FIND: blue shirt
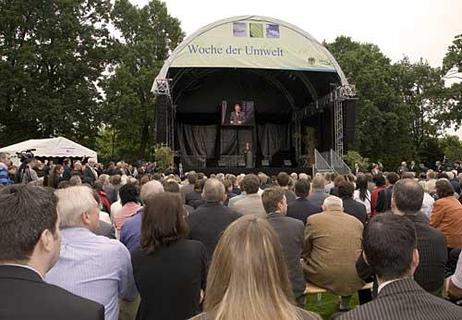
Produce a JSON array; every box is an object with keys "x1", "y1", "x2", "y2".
[
  {"x1": 0, "y1": 163, "x2": 11, "y2": 185},
  {"x1": 45, "y1": 228, "x2": 137, "y2": 320},
  {"x1": 120, "y1": 211, "x2": 142, "y2": 253}
]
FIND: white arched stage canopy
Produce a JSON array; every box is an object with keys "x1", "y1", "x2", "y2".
[{"x1": 152, "y1": 15, "x2": 356, "y2": 170}]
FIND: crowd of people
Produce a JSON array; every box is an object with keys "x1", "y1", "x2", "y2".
[{"x1": 1, "y1": 152, "x2": 462, "y2": 319}]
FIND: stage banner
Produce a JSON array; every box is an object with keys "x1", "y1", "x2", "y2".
[{"x1": 169, "y1": 18, "x2": 336, "y2": 72}]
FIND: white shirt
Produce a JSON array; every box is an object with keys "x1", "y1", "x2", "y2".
[
  {"x1": 421, "y1": 192, "x2": 435, "y2": 219},
  {"x1": 378, "y1": 279, "x2": 400, "y2": 293},
  {"x1": 353, "y1": 189, "x2": 371, "y2": 214}
]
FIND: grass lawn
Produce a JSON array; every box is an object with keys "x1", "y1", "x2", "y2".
[{"x1": 305, "y1": 293, "x2": 359, "y2": 320}]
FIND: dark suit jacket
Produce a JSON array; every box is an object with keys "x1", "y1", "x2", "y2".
[
  {"x1": 287, "y1": 197, "x2": 322, "y2": 225},
  {"x1": 83, "y1": 166, "x2": 97, "y2": 185},
  {"x1": 188, "y1": 202, "x2": 241, "y2": 262},
  {"x1": 356, "y1": 212, "x2": 448, "y2": 296},
  {"x1": 267, "y1": 213, "x2": 306, "y2": 298},
  {"x1": 338, "y1": 278, "x2": 462, "y2": 320},
  {"x1": 0, "y1": 265, "x2": 104, "y2": 320},
  {"x1": 94, "y1": 220, "x2": 116, "y2": 239},
  {"x1": 342, "y1": 198, "x2": 368, "y2": 225}
]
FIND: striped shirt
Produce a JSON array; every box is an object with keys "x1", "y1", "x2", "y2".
[{"x1": 45, "y1": 228, "x2": 137, "y2": 320}]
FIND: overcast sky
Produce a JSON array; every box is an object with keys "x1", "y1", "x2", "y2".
[{"x1": 130, "y1": 0, "x2": 462, "y2": 67}]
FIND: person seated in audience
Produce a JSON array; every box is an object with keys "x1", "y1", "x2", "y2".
[
  {"x1": 189, "y1": 179, "x2": 241, "y2": 262},
  {"x1": 418, "y1": 180, "x2": 435, "y2": 219},
  {"x1": 338, "y1": 214, "x2": 462, "y2": 320},
  {"x1": 338, "y1": 181, "x2": 368, "y2": 225},
  {"x1": 277, "y1": 172, "x2": 297, "y2": 203},
  {"x1": 120, "y1": 180, "x2": 164, "y2": 253},
  {"x1": 94, "y1": 180, "x2": 112, "y2": 214},
  {"x1": 287, "y1": 179, "x2": 321, "y2": 225},
  {"x1": 45, "y1": 185, "x2": 137, "y2": 320},
  {"x1": 229, "y1": 174, "x2": 266, "y2": 217},
  {"x1": 132, "y1": 192, "x2": 207, "y2": 320},
  {"x1": 328, "y1": 175, "x2": 345, "y2": 197},
  {"x1": 353, "y1": 174, "x2": 371, "y2": 215},
  {"x1": 370, "y1": 174, "x2": 386, "y2": 216},
  {"x1": 357, "y1": 179, "x2": 447, "y2": 297},
  {"x1": 189, "y1": 215, "x2": 321, "y2": 320},
  {"x1": 181, "y1": 171, "x2": 198, "y2": 203},
  {"x1": 0, "y1": 185, "x2": 104, "y2": 319},
  {"x1": 91, "y1": 190, "x2": 116, "y2": 239},
  {"x1": 426, "y1": 170, "x2": 438, "y2": 196},
  {"x1": 430, "y1": 179, "x2": 462, "y2": 251},
  {"x1": 262, "y1": 187, "x2": 306, "y2": 306},
  {"x1": 376, "y1": 172, "x2": 399, "y2": 213},
  {"x1": 307, "y1": 174, "x2": 329, "y2": 207},
  {"x1": 185, "y1": 179, "x2": 205, "y2": 209},
  {"x1": 112, "y1": 183, "x2": 142, "y2": 238},
  {"x1": 302, "y1": 196, "x2": 364, "y2": 310}
]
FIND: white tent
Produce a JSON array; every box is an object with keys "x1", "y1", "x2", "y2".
[{"x1": 0, "y1": 137, "x2": 97, "y2": 165}]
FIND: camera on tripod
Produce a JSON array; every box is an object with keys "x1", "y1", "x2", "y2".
[{"x1": 16, "y1": 149, "x2": 36, "y2": 163}]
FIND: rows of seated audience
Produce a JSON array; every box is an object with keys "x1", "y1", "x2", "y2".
[{"x1": 1, "y1": 154, "x2": 462, "y2": 319}]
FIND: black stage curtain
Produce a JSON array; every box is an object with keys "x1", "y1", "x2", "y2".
[
  {"x1": 178, "y1": 124, "x2": 217, "y2": 166},
  {"x1": 257, "y1": 123, "x2": 291, "y2": 158},
  {"x1": 220, "y1": 127, "x2": 254, "y2": 155}
]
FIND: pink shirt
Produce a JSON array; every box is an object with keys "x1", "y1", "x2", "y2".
[{"x1": 113, "y1": 202, "x2": 142, "y2": 232}]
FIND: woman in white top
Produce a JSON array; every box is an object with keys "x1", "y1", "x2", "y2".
[{"x1": 353, "y1": 174, "x2": 371, "y2": 215}]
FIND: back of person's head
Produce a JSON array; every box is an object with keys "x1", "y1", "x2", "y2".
[
  {"x1": 435, "y1": 179, "x2": 454, "y2": 199},
  {"x1": 364, "y1": 214, "x2": 417, "y2": 281},
  {"x1": 294, "y1": 179, "x2": 310, "y2": 198},
  {"x1": 333, "y1": 175, "x2": 346, "y2": 187},
  {"x1": 312, "y1": 174, "x2": 326, "y2": 191},
  {"x1": 57, "y1": 180, "x2": 70, "y2": 189},
  {"x1": 241, "y1": 174, "x2": 260, "y2": 194},
  {"x1": 276, "y1": 172, "x2": 290, "y2": 187},
  {"x1": 386, "y1": 172, "x2": 400, "y2": 185},
  {"x1": 140, "y1": 180, "x2": 164, "y2": 203},
  {"x1": 98, "y1": 174, "x2": 110, "y2": 185},
  {"x1": 187, "y1": 172, "x2": 198, "y2": 185},
  {"x1": 322, "y1": 196, "x2": 343, "y2": 211},
  {"x1": 401, "y1": 172, "x2": 415, "y2": 179},
  {"x1": 337, "y1": 181, "x2": 355, "y2": 199},
  {"x1": 261, "y1": 187, "x2": 285, "y2": 214},
  {"x1": 446, "y1": 171, "x2": 455, "y2": 180},
  {"x1": 427, "y1": 170, "x2": 437, "y2": 180},
  {"x1": 69, "y1": 175, "x2": 82, "y2": 186},
  {"x1": 204, "y1": 215, "x2": 299, "y2": 320},
  {"x1": 55, "y1": 185, "x2": 98, "y2": 229},
  {"x1": 392, "y1": 179, "x2": 424, "y2": 215},
  {"x1": 298, "y1": 173, "x2": 310, "y2": 181},
  {"x1": 202, "y1": 178, "x2": 226, "y2": 202},
  {"x1": 140, "y1": 192, "x2": 188, "y2": 254},
  {"x1": 373, "y1": 174, "x2": 386, "y2": 187},
  {"x1": 93, "y1": 181, "x2": 104, "y2": 192},
  {"x1": 356, "y1": 174, "x2": 368, "y2": 190},
  {"x1": 163, "y1": 179, "x2": 180, "y2": 193},
  {"x1": 119, "y1": 183, "x2": 139, "y2": 206},
  {"x1": 194, "y1": 179, "x2": 205, "y2": 193},
  {"x1": 110, "y1": 174, "x2": 122, "y2": 185},
  {"x1": 258, "y1": 172, "x2": 269, "y2": 186},
  {"x1": 0, "y1": 185, "x2": 59, "y2": 269}
]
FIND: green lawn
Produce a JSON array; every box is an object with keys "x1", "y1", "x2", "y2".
[{"x1": 305, "y1": 293, "x2": 359, "y2": 320}]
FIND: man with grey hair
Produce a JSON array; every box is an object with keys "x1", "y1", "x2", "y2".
[
  {"x1": 189, "y1": 178, "x2": 241, "y2": 262},
  {"x1": 45, "y1": 185, "x2": 137, "y2": 320},
  {"x1": 302, "y1": 195, "x2": 364, "y2": 310},
  {"x1": 83, "y1": 158, "x2": 98, "y2": 185},
  {"x1": 120, "y1": 180, "x2": 164, "y2": 252},
  {"x1": 308, "y1": 174, "x2": 329, "y2": 207}
]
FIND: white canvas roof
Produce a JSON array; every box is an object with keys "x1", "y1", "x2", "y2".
[{"x1": 0, "y1": 137, "x2": 97, "y2": 161}]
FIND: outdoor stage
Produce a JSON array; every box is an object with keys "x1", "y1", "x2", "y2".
[{"x1": 152, "y1": 16, "x2": 356, "y2": 172}]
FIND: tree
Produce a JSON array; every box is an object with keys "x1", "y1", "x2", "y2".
[
  {"x1": 101, "y1": 0, "x2": 184, "y2": 160},
  {"x1": 0, "y1": 0, "x2": 112, "y2": 147},
  {"x1": 441, "y1": 34, "x2": 462, "y2": 127},
  {"x1": 439, "y1": 135, "x2": 462, "y2": 161}
]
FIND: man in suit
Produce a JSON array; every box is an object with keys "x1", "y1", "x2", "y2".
[
  {"x1": 83, "y1": 157, "x2": 98, "y2": 185},
  {"x1": 338, "y1": 180, "x2": 368, "y2": 225},
  {"x1": 229, "y1": 174, "x2": 266, "y2": 217},
  {"x1": 287, "y1": 178, "x2": 322, "y2": 224},
  {"x1": 339, "y1": 214, "x2": 462, "y2": 320},
  {"x1": 307, "y1": 174, "x2": 329, "y2": 207},
  {"x1": 356, "y1": 179, "x2": 447, "y2": 298},
  {"x1": 229, "y1": 103, "x2": 246, "y2": 125},
  {"x1": 189, "y1": 178, "x2": 242, "y2": 262},
  {"x1": 303, "y1": 196, "x2": 364, "y2": 309},
  {"x1": 263, "y1": 187, "x2": 306, "y2": 306},
  {"x1": 0, "y1": 184, "x2": 104, "y2": 320}
]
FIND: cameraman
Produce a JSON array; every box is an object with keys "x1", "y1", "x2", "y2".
[{"x1": 16, "y1": 154, "x2": 39, "y2": 184}]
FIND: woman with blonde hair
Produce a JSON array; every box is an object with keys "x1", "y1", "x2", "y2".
[{"x1": 190, "y1": 215, "x2": 320, "y2": 320}]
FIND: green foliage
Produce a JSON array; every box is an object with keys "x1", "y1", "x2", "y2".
[
  {"x1": 154, "y1": 145, "x2": 174, "y2": 170},
  {"x1": 0, "y1": 0, "x2": 112, "y2": 148},
  {"x1": 440, "y1": 135, "x2": 462, "y2": 161},
  {"x1": 100, "y1": 0, "x2": 184, "y2": 160},
  {"x1": 344, "y1": 150, "x2": 370, "y2": 171}
]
